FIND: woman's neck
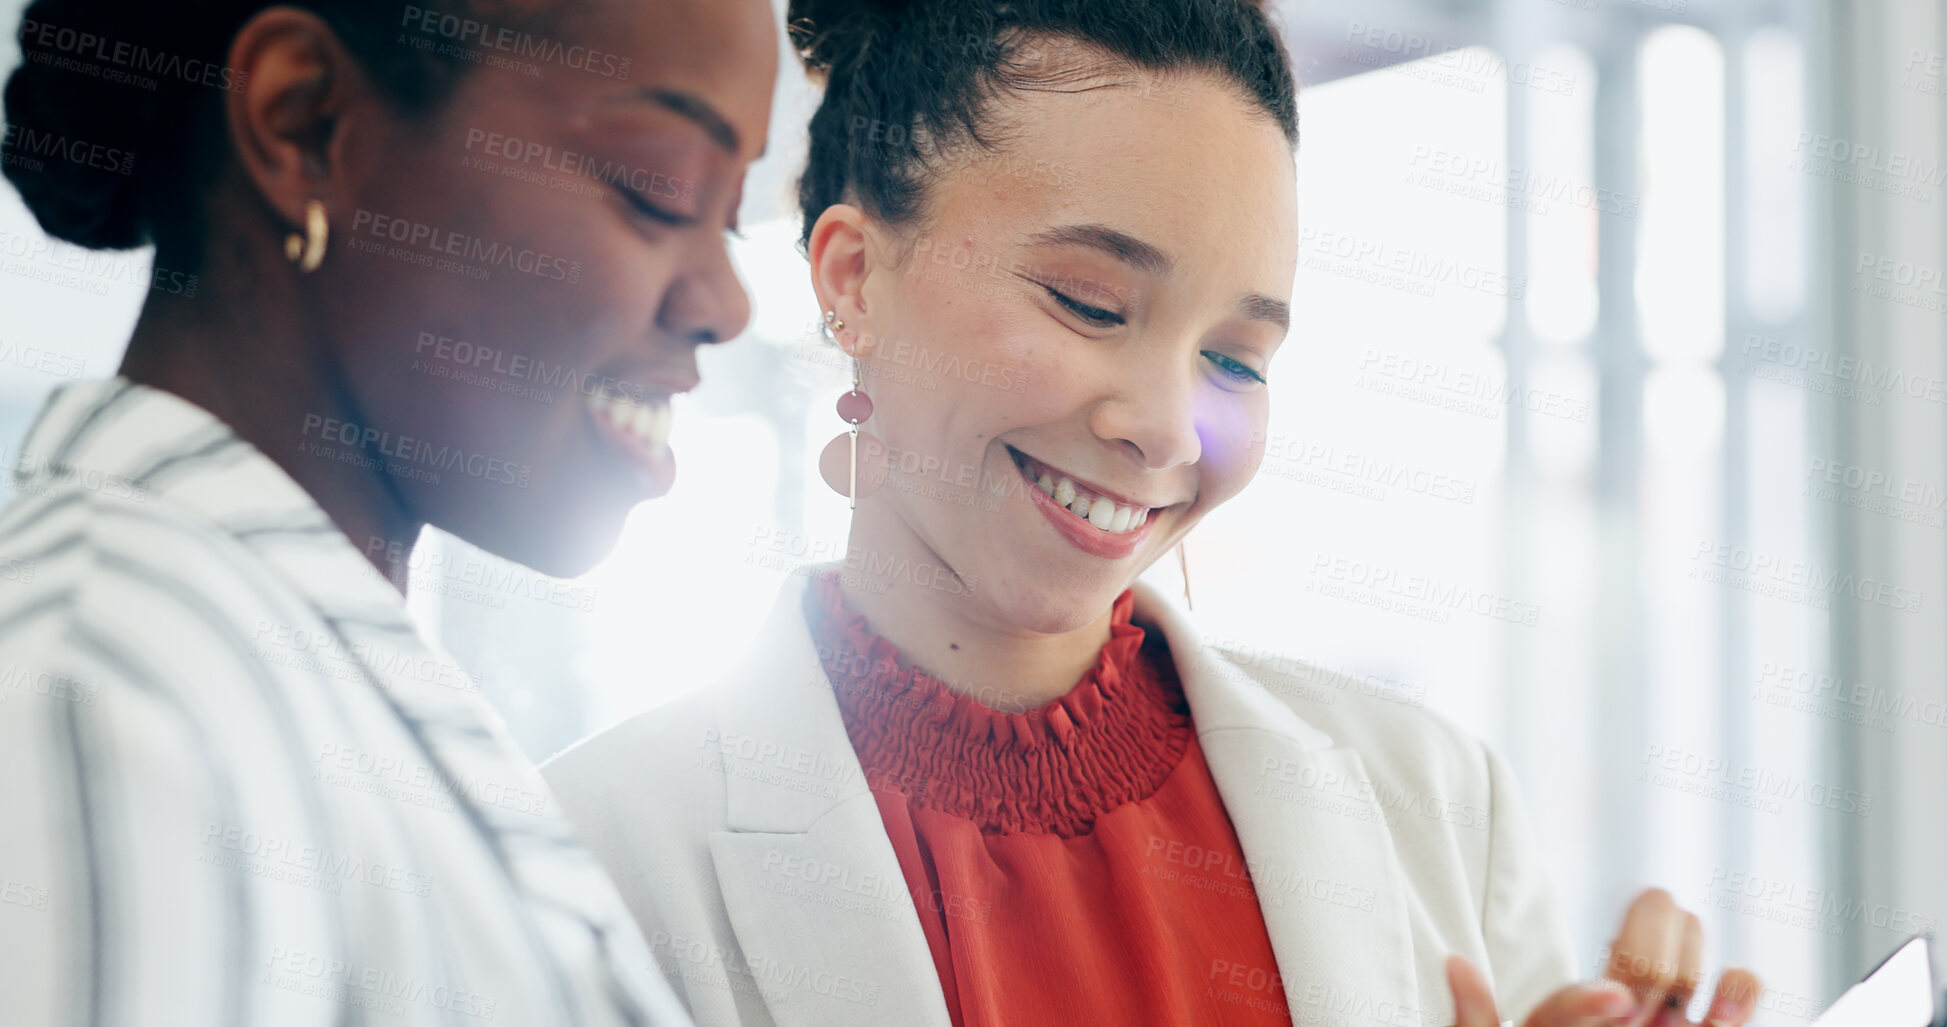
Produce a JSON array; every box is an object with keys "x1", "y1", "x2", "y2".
[
  {"x1": 835, "y1": 507, "x2": 1117, "y2": 711},
  {"x1": 117, "y1": 277, "x2": 420, "y2": 594}
]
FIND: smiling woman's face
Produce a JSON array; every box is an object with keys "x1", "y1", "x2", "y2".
[
  {"x1": 832, "y1": 68, "x2": 1297, "y2": 633},
  {"x1": 319, "y1": 0, "x2": 776, "y2": 577}
]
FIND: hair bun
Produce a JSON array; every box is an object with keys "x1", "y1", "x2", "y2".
[
  {"x1": 787, "y1": 0, "x2": 914, "y2": 78},
  {"x1": 3, "y1": 0, "x2": 172, "y2": 250}
]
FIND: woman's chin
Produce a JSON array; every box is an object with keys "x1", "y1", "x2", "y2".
[
  {"x1": 452, "y1": 500, "x2": 629, "y2": 582},
  {"x1": 987, "y1": 576, "x2": 1131, "y2": 636}
]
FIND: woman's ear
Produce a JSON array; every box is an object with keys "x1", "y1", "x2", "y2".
[
  {"x1": 807, "y1": 204, "x2": 879, "y2": 359},
  {"x1": 223, "y1": 8, "x2": 366, "y2": 231}
]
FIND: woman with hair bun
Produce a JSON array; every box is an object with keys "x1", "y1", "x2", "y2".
[
  {"x1": 0, "y1": 0, "x2": 774, "y2": 1023},
  {"x1": 547, "y1": 2, "x2": 1763, "y2": 1026}
]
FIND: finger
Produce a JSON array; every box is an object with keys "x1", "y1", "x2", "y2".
[
  {"x1": 1702, "y1": 968, "x2": 1762, "y2": 1026},
  {"x1": 1663, "y1": 912, "x2": 1705, "y2": 1012},
  {"x1": 1518, "y1": 981, "x2": 1639, "y2": 1027},
  {"x1": 1605, "y1": 889, "x2": 1686, "y2": 1004},
  {"x1": 1446, "y1": 955, "x2": 1503, "y2": 1027}
]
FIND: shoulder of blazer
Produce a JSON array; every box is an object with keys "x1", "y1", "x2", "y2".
[
  {"x1": 1130, "y1": 579, "x2": 1495, "y2": 802},
  {"x1": 545, "y1": 681, "x2": 738, "y2": 861},
  {"x1": 1215, "y1": 645, "x2": 1491, "y2": 793}
]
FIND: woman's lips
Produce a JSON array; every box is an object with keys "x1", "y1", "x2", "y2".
[
  {"x1": 1009, "y1": 447, "x2": 1159, "y2": 559},
  {"x1": 586, "y1": 388, "x2": 676, "y2": 493}
]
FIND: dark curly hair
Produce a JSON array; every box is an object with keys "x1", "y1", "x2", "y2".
[
  {"x1": 787, "y1": 0, "x2": 1298, "y2": 253},
  {"x1": 2, "y1": 0, "x2": 550, "y2": 262}
]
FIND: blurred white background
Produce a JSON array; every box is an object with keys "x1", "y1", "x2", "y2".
[{"x1": 4, "y1": 0, "x2": 1942, "y2": 1021}]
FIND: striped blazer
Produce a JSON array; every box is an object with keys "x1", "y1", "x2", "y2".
[{"x1": 0, "y1": 378, "x2": 691, "y2": 1027}]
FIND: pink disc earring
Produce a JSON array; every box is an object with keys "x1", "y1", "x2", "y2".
[{"x1": 816, "y1": 311, "x2": 886, "y2": 507}]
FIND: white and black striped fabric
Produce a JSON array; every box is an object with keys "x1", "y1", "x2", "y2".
[{"x1": 0, "y1": 378, "x2": 692, "y2": 1027}]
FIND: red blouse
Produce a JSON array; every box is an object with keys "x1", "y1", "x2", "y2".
[{"x1": 806, "y1": 577, "x2": 1294, "y2": 1027}]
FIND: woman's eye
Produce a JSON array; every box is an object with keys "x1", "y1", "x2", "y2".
[
  {"x1": 1203, "y1": 350, "x2": 1267, "y2": 385},
  {"x1": 1046, "y1": 286, "x2": 1124, "y2": 327},
  {"x1": 617, "y1": 186, "x2": 696, "y2": 229}
]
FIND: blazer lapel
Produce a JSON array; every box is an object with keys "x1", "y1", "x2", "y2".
[
  {"x1": 1137, "y1": 584, "x2": 1426, "y2": 1027},
  {"x1": 705, "y1": 573, "x2": 952, "y2": 1027}
]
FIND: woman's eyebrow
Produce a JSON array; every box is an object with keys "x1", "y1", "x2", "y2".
[
  {"x1": 1026, "y1": 223, "x2": 1173, "y2": 276},
  {"x1": 1239, "y1": 293, "x2": 1290, "y2": 331},
  {"x1": 620, "y1": 87, "x2": 756, "y2": 157}
]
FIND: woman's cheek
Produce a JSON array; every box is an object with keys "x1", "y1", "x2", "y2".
[{"x1": 1196, "y1": 390, "x2": 1270, "y2": 500}]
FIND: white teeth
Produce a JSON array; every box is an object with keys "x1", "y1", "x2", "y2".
[
  {"x1": 587, "y1": 390, "x2": 672, "y2": 451},
  {"x1": 1018, "y1": 455, "x2": 1153, "y2": 534}
]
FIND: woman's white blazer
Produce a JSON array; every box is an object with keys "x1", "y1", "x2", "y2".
[{"x1": 545, "y1": 572, "x2": 1576, "y2": 1027}]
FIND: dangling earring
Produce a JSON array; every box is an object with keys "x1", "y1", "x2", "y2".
[
  {"x1": 284, "y1": 198, "x2": 328, "y2": 273},
  {"x1": 816, "y1": 310, "x2": 885, "y2": 508},
  {"x1": 1177, "y1": 541, "x2": 1194, "y2": 611}
]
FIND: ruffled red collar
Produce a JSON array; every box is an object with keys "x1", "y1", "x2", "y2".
[{"x1": 804, "y1": 574, "x2": 1191, "y2": 837}]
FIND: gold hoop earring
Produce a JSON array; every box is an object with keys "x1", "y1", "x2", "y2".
[
  {"x1": 1177, "y1": 541, "x2": 1194, "y2": 611},
  {"x1": 284, "y1": 199, "x2": 328, "y2": 273}
]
